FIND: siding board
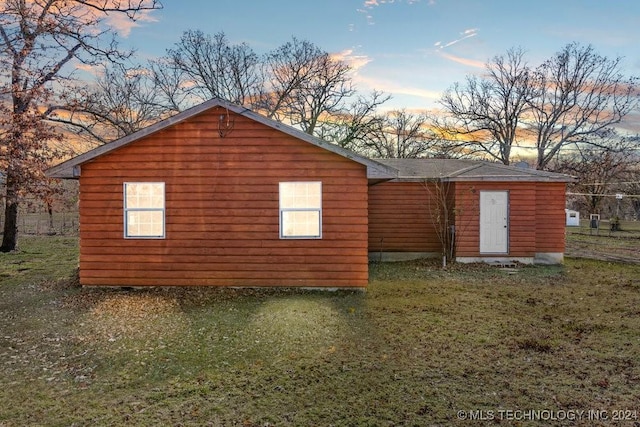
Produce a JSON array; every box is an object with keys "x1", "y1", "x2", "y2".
[
  {"x1": 78, "y1": 106, "x2": 369, "y2": 287},
  {"x1": 368, "y1": 182, "x2": 443, "y2": 253}
]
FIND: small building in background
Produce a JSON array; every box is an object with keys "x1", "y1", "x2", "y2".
[{"x1": 565, "y1": 209, "x2": 580, "y2": 226}]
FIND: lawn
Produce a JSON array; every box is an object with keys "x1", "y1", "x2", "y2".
[
  {"x1": 1, "y1": 236, "x2": 639, "y2": 426},
  {"x1": 565, "y1": 219, "x2": 640, "y2": 264}
]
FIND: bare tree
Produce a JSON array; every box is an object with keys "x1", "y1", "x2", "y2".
[
  {"x1": 423, "y1": 177, "x2": 480, "y2": 267},
  {"x1": 162, "y1": 30, "x2": 262, "y2": 107},
  {"x1": 622, "y1": 165, "x2": 640, "y2": 220},
  {"x1": 363, "y1": 109, "x2": 434, "y2": 158},
  {"x1": 256, "y1": 37, "x2": 357, "y2": 135},
  {"x1": 259, "y1": 37, "x2": 320, "y2": 120},
  {"x1": 423, "y1": 180, "x2": 455, "y2": 266},
  {"x1": 153, "y1": 33, "x2": 385, "y2": 143},
  {"x1": 437, "y1": 47, "x2": 535, "y2": 165},
  {"x1": 49, "y1": 64, "x2": 171, "y2": 144},
  {"x1": 314, "y1": 90, "x2": 390, "y2": 153},
  {"x1": 279, "y1": 46, "x2": 355, "y2": 135},
  {"x1": 150, "y1": 56, "x2": 192, "y2": 112},
  {"x1": 427, "y1": 136, "x2": 475, "y2": 159},
  {"x1": 553, "y1": 135, "x2": 638, "y2": 215},
  {"x1": 436, "y1": 43, "x2": 639, "y2": 169},
  {"x1": 0, "y1": 0, "x2": 162, "y2": 252},
  {"x1": 529, "y1": 43, "x2": 640, "y2": 170}
]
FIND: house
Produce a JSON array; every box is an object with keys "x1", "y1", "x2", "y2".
[
  {"x1": 369, "y1": 159, "x2": 574, "y2": 265},
  {"x1": 47, "y1": 99, "x2": 574, "y2": 288}
]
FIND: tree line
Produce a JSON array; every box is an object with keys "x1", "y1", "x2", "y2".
[
  {"x1": 1, "y1": 0, "x2": 639, "y2": 251},
  {"x1": 56, "y1": 29, "x2": 438, "y2": 159}
]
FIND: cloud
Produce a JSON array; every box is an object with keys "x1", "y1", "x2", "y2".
[
  {"x1": 71, "y1": 61, "x2": 104, "y2": 78},
  {"x1": 75, "y1": 63, "x2": 100, "y2": 73},
  {"x1": 355, "y1": 73, "x2": 443, "y2": 103},
  {"x1": 392, "y1": 86, "x2": 442, "y2": 101},
  {"x1": 615, "y1": 110, "x2": 640, "y2": 134},
  {"x1": 437, "y1": 52, "x2": 485, "y2": 68},
  {"x1": 331, "y1": 49, "x2": 372, "y2": 71},
  {"x1": 362, "y1": 0, "x2": 425, "y2": 8},
  {"x1": 104, "y1": 9, "x2": 158, "y2": 38},
  {"x1": 358, "y1": 0, "x2": 428, "y2": 25},
  {"x1": 436, "y1": 28, "x2": 478, "y2": 49},
  {"x1": 431, "y1": 28, "x2": 483, "y2": 69},
  {"x1": 356, "y1": 7, "x2": 376, "y2": 25}
]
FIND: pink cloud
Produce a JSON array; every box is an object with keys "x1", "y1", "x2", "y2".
[
  {"x1": 355, "y1": 74, "x2": 443, "y2": 102},
  {"x1": 331, "y1": 50, "x2": 372, "y2": 71},
  {"x1": 71, "y1": 61, "x2": 104, "y2": 77},
  {"x1": 438, "y1": 52, "x2": 485, "y2": 68},
  {"x1": 104, "y1": 9, "x2": 158, "y2": 38}
]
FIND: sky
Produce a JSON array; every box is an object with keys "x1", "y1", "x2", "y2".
[{"x1": 111, "y1": 0, "x2": 640, "y2": 114}]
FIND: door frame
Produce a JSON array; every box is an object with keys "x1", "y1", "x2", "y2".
[{"x1": 479, "y1": 190, "x2": 509, "y2": 254}]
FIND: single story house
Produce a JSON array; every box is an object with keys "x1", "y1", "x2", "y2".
[
  {"x1": 369, "y1": 159, "x2": 574, "y2": 265},
  {"x1": 47, "y1": 98, "x2": 574, "y2": 288}
]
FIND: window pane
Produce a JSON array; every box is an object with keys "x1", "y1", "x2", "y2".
[
  {"x1": 126, "y1": 211, "x2": 164, "y2": 237},
  {"x1": 281, "y1": 211, "x2": 320, "y2": 237},
  {"x1": 124, "y1": 182, "x2": 165, "y2": 238},
  {"x1": 279, "y1": 182, "x2": 322, "y2": 239},
  {"x1": 280, "y1": 182, "x2": 321, "y2": 209},
  {"x1": 125, "y1": 183, "x2": 164, "y2": 209}
]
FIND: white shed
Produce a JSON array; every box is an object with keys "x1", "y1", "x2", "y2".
[{"x1": 565, "y1": 209, "x2": 580, "y2": 226}]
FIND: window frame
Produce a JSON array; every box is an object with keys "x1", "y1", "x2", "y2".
[
  {"x1": 123, "y1": 182, "x2": 166, "y2": 239},
  {"x1": 279, "y1": 181, "x2": 322, "y2": 239}
]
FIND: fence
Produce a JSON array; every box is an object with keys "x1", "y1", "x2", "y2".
[{"x1": 13, "y1": 211, "x2": 80, "y2": 236}]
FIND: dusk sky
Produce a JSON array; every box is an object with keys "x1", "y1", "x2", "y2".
[{"x1": 110, "y1": 0, "x2": 640, "y2": 113}]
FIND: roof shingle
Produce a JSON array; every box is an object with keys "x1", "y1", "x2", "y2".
[{"x1": 375, "y1": 158, "x2": 575, "y2": 182}]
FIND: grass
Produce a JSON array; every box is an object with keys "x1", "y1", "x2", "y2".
[
  {"x1": 566, "y1": 219, "x2": 640, "y2": 264},
  {"x1": 1, "y1": 236, "x2": 639, "y2": 426}
]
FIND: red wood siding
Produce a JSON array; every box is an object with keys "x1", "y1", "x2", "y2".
[
  {"x1": 78, "y1": 107, "x2": 369, "y2": 287},
  {"x1": 535, "y1": 182, "x2": 567, "y2": 253},
  {"x1": 453, "y1": 183, "x2": 481, "y2": 256},
  {"x1": 454, "y1": 181, "x2": 566, "y2": 258},
  {"x1": 368, "y1": 182, "x2": 443, "y2": 253}
]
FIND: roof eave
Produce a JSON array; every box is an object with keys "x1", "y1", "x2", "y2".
[
  {"x1": 45, "y1": 98, "x2": 398, "y2": 180},
  {"x1": 445, "y1": 175, "x2": 576, "y2": 183},
  {"x1": 46, "y1": 165, "x2": 79, "y2": 179},
  {"x1": 387, "y1": 174, "x2": 576, "y2": 183}
]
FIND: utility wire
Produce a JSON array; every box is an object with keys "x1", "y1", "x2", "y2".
[
  {"x1": 573, "y1": 181, "x2": 640, "y2": 186},
  {"x1": 567, "y1": 192, "x2": 640, "y2": 198}
]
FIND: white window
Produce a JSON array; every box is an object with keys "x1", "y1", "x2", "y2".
[
  {"x1": 279, "y1": 182, "x2": 322, "y2": 239},
  {"x1": 124, "y1": 182, "x2": 165, "y2": 238}
]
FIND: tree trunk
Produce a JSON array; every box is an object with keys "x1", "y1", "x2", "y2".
[
  {"x1": 1, "y1": 169, "x2": 19, "y2": 252},
  {"x1": 47, "y1": 202, "x2": 54, "y2": 229}
]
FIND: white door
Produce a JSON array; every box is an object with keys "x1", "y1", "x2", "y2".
[{"x1": 480, "y1": 191, "x2": 509, "y2": 254}]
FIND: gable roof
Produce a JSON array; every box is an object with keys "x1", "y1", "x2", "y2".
[
  {"x1": 375, "y1": 158, "x2": 575, "y2": 182},
  {"x1": 46, "y1": 98, "x2": 397, "y2": 180}
]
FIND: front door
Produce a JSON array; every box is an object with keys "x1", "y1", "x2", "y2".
[{"x1": 479, "y1": 191, "x2": 508, "y2": 254}]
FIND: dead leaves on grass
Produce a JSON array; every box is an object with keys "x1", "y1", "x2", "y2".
[{"x1": 77, "y1": 292, "x2": 189, "y2": 343}]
